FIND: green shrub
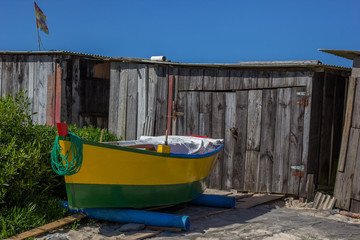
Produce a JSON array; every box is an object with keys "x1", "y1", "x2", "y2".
[{"x1": 0, "y1": 91, "x2": 120, "y2": 238}]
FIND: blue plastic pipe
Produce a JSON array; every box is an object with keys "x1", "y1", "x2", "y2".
[
  {"x1": 61, "y1": 201, "x2": 190, "y2": 231},
  {"x1": 189, "y1": 194, "x2": 236, "y2": 208}
]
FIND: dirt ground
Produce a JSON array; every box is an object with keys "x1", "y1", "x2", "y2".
[{"x1": 38, "y1": 195, "x2": 360, "y2": 240}]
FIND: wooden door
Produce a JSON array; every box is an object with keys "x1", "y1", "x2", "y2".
[{"x1": 175, "y1": 86, "x2": 306, "y2": 194}]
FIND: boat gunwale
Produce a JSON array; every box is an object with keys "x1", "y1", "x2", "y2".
[{"x1": 59, "y1": 136, "x2": 223, "y2": 159}]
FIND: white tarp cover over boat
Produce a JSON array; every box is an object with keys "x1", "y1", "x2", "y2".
[{"x1": 112, "y1": 136, "x2": 224, "y2": 154}]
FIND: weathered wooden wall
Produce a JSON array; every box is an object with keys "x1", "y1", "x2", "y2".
[
  {"x1": 108, "y1": 62, "x2": 349, "y2": 195},
  {"x1": 174, "y1": 68, "x2": 312, "y2": 194},
  {"x1": 0, "y1": 54, "x2": 110, "y2": 129},
  {"x1": 0, "y1": 54, "x2": 54, "y2": 125},
  {"x1": 334, "y1": 74, "x2": 360, "y2": 212},
  {"x1": 1, "y1": 53, "x2": 349, "y2": 196}
]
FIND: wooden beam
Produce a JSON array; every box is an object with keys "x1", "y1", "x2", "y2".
[{"x1": 236, "y1": 194, "x2": 285, "y2": 209}]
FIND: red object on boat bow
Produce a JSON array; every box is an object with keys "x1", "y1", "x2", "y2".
[{"x1": 57, "y1": 122, "x2": 69, "y2": 136}]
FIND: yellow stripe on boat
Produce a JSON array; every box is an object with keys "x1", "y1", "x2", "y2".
[{"x1": 62, "y1": 140, "x2": 219, "y2": 186}]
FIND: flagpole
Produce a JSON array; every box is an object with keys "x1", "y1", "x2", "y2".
[{"x1": 34, "y1": 0, "x2": 40, "y2": 51}]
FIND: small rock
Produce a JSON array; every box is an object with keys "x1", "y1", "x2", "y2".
[
  {"x1": 119, "y1": 223, "x2": 145, "y2": 232},
  {"x1": 45, "y1": 233, "x2": 69, "y2": 240}
]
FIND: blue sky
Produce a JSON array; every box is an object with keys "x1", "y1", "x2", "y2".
[{"x1": 1, "y1": 0, "x2": 359, "y2": 67}]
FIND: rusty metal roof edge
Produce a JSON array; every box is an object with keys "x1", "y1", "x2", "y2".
[{"x1": 0, "y1": 50, "x2": 351, "y2": 71}]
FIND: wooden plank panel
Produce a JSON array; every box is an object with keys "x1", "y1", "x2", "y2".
[
  {"x1": 338, "y1": 77, "x2": 356, "y2": 171},
  {"x1": 230, "y1": 69, "x2": 243, "y2": 89},
  {"x1": 304, "y1": 72, "x2": 322, "y2": 190},
  {"x1": 137, "y1": 64, "x2": 148, "y2": 139},
  {"x1": 232, "y1": 91, "x2": 248, "y2": 190},
  {"x1": 244, "y1": 151, "x2": 260, "y2": 191},
  {"x1": 246, "y1": 90, "x2": 262, "y2": 151},
  {"x1": 273, "y1": 88, "x2": 292, "y2": 193},
  {"x1": 189, "y1": 68, "x2": 203, "y2": 90},
  {"x1": 203, "y1": 68, "x2": 216, "y2": 90},
  {"x1": 258, "y1": 89, "x2": 277, "y2": 193},
  {"x1": 288, "y1": 87, "x2": 305, "y2": 194},
  {"x1": 108, "y1": 62, "x2": 120, "y2": 136},
  {"x1": 170, "y1": 67, "x2": 178, "y2": 135},
  {"x1": 243, "y1": 70, "x2": 257, "y2": 89},
  {"x1": 46, "y1": 70, "x2": 55, "y2": 125},
  {"x1": 351, "y1": 77, "x2": 360, "y2": 129},
  {"x1": 147, "y1": 65, "x2": 157, "y2": 136},
  {"x1": 185, "y1": 92, "x2": 200, "y2": 135},
  {"x1": 223, "y1": 92, "x2": 236, "y2": 189},
  {"x1": 117, "y1": 62, "x2": 129, "y2": 140},
  {"x1": 271, "y1": 71, "x2": 286, "y2": 88},
  {"x1": 334, "y1": 128, "x2": 360, "y2": 209},
  {"x1": 199, "y1": 92, "x2": 212, "y2": 137},
  {"x1": 20, "y1": 56, "x2": 29, "y2": 91},
  {"x1": 216, "y1": 69, "x2": 230, "y2": 90},
  {"x1": 31, "y1": 56, "x2": 40, "y2": 123},
  {"x1": 244, "y1": 90, "x2": 262, "y2": 191},
  {"x1": 2, "y1": 55, "x2": 12, "y2": 96},
  {"x1": 299, "y1": 75, "x2": 312, "y2": 197},
  {"x1": 177, "y1": 67, "x2": 190, "y2": 91},
  {"x1": 28, "y1": 56, "x2": 35, "y2": 114},
  {"x1": 297, "y1": 71, "x2": 312, "y2": 86},
  {"x1": 175, "y1": 92, "x2": 186, "y2": 135},
  {"x1": 155, "y1": 65, "x2": 168, "y2": 136},
  {"x1": 285, "y1": 71, "x2": 297, "y2": 86},
  {"x1": 209, "y1": 92, "x2": 225, "y2": 189},
  {"x1": 125, "y1": 63, "x2": 138, "y2": 140},
  {"x1": 257, "y1": 71, "x2": 272, "y2": 89}
]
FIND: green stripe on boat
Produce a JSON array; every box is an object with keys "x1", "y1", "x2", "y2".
[{"x1": 65, "y1": 179, "x2": 207, "y2": 209}]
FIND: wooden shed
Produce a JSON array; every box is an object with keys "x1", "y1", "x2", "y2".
[
  {"x1": 0, "y1": 51, "x2": 110, "y2": 128},
  {"x1": 0, "y1": 51, "x2": 352, "y2": 198},
  {"x1": 108, "y1": 59, "x2": 351, "y2": 197},
  {"x1": 321, "y1": 49, "x2": 360, "y2": 213}
]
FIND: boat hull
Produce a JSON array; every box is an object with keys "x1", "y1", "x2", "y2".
[{"x1": 61, "y1": 139, "x2": 221, "y2": 209}]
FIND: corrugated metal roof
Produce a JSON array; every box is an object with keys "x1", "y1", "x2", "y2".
[
  {"x1": 0, "y1": 50, "x2": 112, "y2": 60},
  {"x1": 0, "y1": 50, "x2": 351, "y2": 71},
  {"x1": 319, "y1": 49, "x2": 360, "y2": 60}
]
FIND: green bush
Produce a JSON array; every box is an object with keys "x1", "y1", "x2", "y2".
[{"x1": 0, "y1": 91, "x2": 119, "y2": 238}]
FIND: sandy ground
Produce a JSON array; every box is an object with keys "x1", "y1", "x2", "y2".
[{"x1": 37, "y1": 196, "x2": 360, "y2": 240}]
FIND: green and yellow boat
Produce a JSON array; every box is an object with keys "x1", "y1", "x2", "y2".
[{"x1": 52, "y1": 123, "x2": 223, "y2": 209}]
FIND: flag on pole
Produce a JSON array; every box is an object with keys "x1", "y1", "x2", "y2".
[{"x1": 34, "y1": 1, "x2": 49, "y2": 34}]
